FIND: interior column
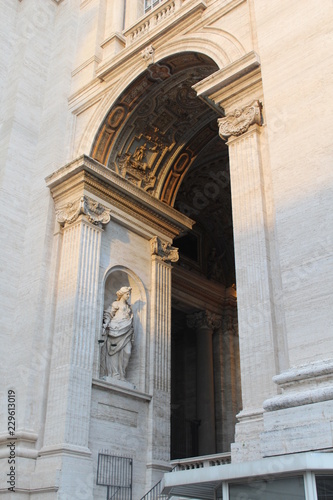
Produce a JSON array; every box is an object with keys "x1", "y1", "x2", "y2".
[{"x1": 188, "y1": 311, "x2": 221, "y2": 456}]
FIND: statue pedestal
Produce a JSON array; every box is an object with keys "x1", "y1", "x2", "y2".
[{"x1": 102, "y1": 376, "x2": 137, "y2": 391}]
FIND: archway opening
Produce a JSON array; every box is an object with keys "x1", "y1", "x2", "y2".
[
  {"x1": 90, "y1": 50, "x2": 241, "y2": 461},
  {"x1": 170, "y1": 132, "x2": 241, "y2": 459}
]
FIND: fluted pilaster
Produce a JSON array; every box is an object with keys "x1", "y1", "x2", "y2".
[
  {"x1": 42, "y1": 198, "x2": 110, "y2": 454},
  {"x1": 218, "y1": 101, "x2": 278, "y2": 420},
  {"x1": 150, "y1": 236, "x2": 178, "y2": 392},
  {"x1": 146, "y1": 237, "x2": 178, "y2": 477}
]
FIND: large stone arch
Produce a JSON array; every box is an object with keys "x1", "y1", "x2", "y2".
[
  {"x1": 156, "y1": 28, "x2": 246, "y2": 67},
  {"x1": 78, "y1": 30, "x2": 246, "y2": 159},
  {"x1": 88, "y1": 52, "x2": 220, "y2": 202}
]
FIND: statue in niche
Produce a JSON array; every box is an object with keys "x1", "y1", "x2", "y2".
[{"x1": 102, "y1": 286, "x2": 134, "y2": 381}]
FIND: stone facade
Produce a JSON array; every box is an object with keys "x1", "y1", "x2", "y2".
[{"x1": 0, "y1": 0, "x2": 333, "y2": 498}]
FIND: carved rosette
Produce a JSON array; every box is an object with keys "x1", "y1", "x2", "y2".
[
  {"x1": 56, "y1": 196, "x2": 111, "y2": 227},
  {"x1": 150, "y1": 236, "x2": 179, "y2": 263},
  {"x1": 187, "y1": 311, "x2": 222, "y2": 331},
  {"x1": 218, "y1": 100, "x2": 262, "y2": 140}
]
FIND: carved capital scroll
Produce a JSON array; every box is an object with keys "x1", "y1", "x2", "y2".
[
  {"x1": 56, "y1": 195, "x2": 111, "y2": 227},
  {"x1": 150, "y1": 236, "x2": 179, "y2": 263},
  {"x1": 187, "y1": 311, "x2": 222, "y2": 331},
  {"x1": 218, "y1": 100, "x2": 262, "y2": 140}
]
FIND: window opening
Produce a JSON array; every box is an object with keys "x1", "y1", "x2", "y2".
[
  {"x1": 144, "y1": 0, "x2": 164, "y2": 13},
  {"x1": 316, "y1": 475, "x2": 333, "y2": 500}
]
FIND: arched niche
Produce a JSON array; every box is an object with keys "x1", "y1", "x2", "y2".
[{"x1": 101, "y1": 265, "x2": 148, "y2": 392}]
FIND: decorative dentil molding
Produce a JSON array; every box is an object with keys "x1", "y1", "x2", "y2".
[
  {"x1": 150, "y1": 236, "x2": 179, "y2": 263},
  {"x1": 56, "y1": 196, "x2": 111, "y2": 227},
  {"x1": 187, "y1": 311, "x2": 222, "y2": 331},
  {"x1": 218, "y1": 100, "x2": 262, "y2": 140}
]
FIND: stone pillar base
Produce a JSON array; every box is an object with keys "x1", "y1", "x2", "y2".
[
  {"x1": 261, "y1": 359, "x2": 333, "y2": 457},
  {"x1": 231, "y1": 408, "x2": 264, "y2": 463}
]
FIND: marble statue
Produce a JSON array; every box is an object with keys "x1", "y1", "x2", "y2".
[{"x1": 102, "y1": 286, "x2": 134, "y2": 381}]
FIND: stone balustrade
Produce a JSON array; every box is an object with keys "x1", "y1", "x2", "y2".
[
  {"x1": 171, "y1": 452, "x2": 231, "y2": 470},
  {"x1": 125, "y1": 0, "x2": 179, "y2": 45}
]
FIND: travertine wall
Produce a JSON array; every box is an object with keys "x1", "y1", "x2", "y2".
[
  {"x1": 1, "y1": 0, "x2": 333, "y2": 497},
  {"x1": 253, "y1": 0, "x2": 333, "y2": 367}
]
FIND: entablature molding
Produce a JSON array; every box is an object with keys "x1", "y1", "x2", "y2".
[
  {"x1": 187, "y1": 310, "x2": 222, "y2": 331},
  {"x1": 193, "y1": 50, "x2": 261, "y2": 112},
  {"x1": 172, "y1": 265, "x2": 227, "y2": 314},
  {"x1": 46, "y1": 155, "x2": 194, "y2": 240}
]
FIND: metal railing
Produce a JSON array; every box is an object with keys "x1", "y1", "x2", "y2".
[
  {"x1": 97, "y1": 453, "x2": 132, "y2": 500},
  {"x1": 140, "y1": 453, "x2": 231, "y2": 500},
  {"x1": 140, "y1": 478, "x2": 169, "y2": 500}
]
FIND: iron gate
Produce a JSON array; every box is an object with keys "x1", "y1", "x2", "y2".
[{"x1": 97, "y1": 453, "x2": 132, "y2": 500}]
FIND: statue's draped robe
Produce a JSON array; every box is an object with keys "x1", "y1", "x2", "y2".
[
  {"x1": 107, "y1": 316, "x2": 133, "y2": 356},
  {"x1": 101, "y1": 301, "x2": 134, "y2": 380}
]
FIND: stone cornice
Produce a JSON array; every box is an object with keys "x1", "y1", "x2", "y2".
[
  {"x1": 172, "y1": 265, "x2": 226, "y2": 313},
  {"x1": 150, "y1": 236, "x2": 179, "y2": 263},
  {"x1": 193, "y1": 51, "x2": 260, "y2": 100},
  {"x1": 218, "y1": 100, "x2": 262, "y2": 140},
  {"x1": 192, "y1": 51, "x2": 262, "y2": 113},
  {"x1": 46, "y1": 155, "x2": 194, "y2": 239},
  {"x1": 56, "y1": 195, "x2": 111, "y2": 227}
]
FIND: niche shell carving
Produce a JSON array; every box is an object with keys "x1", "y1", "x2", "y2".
[{"x1": 100, "y1": 286, "x2": 134, "y2": 382}]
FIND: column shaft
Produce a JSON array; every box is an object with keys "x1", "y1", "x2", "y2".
[{"x1": 196, "y1": 323, "x2": 216, "y2": 455}]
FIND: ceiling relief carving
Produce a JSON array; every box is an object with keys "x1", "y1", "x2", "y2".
[
  {"x1": 91, "y1": 52, "x2": 219, "y2": 193},
  {"x1": 174, "y1": 136, "x2": 235, "y2": 286}
]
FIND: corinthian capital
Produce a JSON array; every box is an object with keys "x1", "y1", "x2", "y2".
[
  {"x1": 150, "y1": 236, "x2": 179, "y2": 263},
  {"x1": 56, "y1": 196, "x2": 111, "y2": 227},
  {"x1": 218, "y1": 100, "x2": 262, "y2": 140},
  {"x1": 187, "y1": 311, "x2": 221, "y2": 331}
]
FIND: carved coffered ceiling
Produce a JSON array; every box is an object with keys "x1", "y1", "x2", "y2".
[
  {"x1": 174, "y1": 135, "x2": 235, "y2": 286},
  {"x1": 91, "y1": 51, "x2": 234, "y2": 285},
  {"x1": 91, "y1": 52, "x2": 219, "y2": 198}
]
